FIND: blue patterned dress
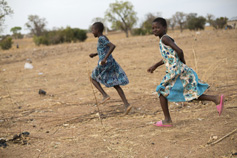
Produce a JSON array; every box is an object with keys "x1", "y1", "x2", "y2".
[
  {"x1": 156, "y1": 35, "x2": 209, "y2": 102},
  {"x1": 91, "y1": 36, "x2": 129, "y2": 87}
]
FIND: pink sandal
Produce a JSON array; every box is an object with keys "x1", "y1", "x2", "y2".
[
  {"x1": 216, "y1": 95, "x2": 224, "y2": 116},
  {"x1": 154, "y1": 120, "x2": 173, "y2": 127}
]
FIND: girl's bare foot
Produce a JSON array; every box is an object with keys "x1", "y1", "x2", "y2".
[
  {"x1": 100, "y1": 95, "x2": 110, "y2": 104},
  {"x1": 124, "y1": 104, "x2": 132, "y2": 115},
  {"x1": 161, "y1": 119, "x2": 172, "y2": 125}
]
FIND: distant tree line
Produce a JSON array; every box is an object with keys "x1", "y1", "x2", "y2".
[
  {"x1": 132, "y1": 12, "x2": 228, "y2": 36},
  {"x1": 0, "y1": 0, "x2": 231, "y2": 50},
  {"x1": 90, "y1": 1, "x2": 229, "y2": 37},
  {"x1": 26, "y1": 15, "x2": 87, "y2": 46},
  {"x1": 33, "y1": 26, "x2": 87, "y2": 46}
]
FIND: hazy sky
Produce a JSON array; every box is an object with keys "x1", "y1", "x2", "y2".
[{"x1": 3, "y1": 0, "x2": 237, "y2": 35}]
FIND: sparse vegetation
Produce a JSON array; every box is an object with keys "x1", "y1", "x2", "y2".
[
  {"x1": 213, "y1": 17, "x2": 228, "y2": 29},
  {"x1": 0, "y1": 30, "x2": 236, "y2": 157},
  {"x1": 206, "y1": 14, "x2": 228, "y2": 29},
  {"x1": 186, "y1": 13, "x2": 206, "y2": 30},
  {"x1": 0, "y1": 36, "x2": 12, "y2": 50},
  {"x1": 33, "y1": 27, "x2": 87, "y2": 46},
  {"x1": 131, "y1": 28, "x2": 146, "y2": 36}
]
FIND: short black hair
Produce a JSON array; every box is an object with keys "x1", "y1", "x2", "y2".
[
  {"x1": 153, "y1": 17, "x2": 167, "y2": 27},
  {"x1": 93, "y1": 22, "x2": 104, "y2": 32}
]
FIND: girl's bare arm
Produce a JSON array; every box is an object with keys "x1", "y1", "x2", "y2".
[
  {"x1": 89, "y1": 53, "x2": 98, "y2": 58},
  {"x1": 162, "y1": 36, "x2": 186, "y2": 64},
  {"x1": 147, "y1": 59, "x2": 164, "y2": 73}
]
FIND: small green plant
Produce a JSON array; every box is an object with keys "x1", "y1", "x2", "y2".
[{"x1": 0, "y1": 36, "x2": 13, "y2": 50}]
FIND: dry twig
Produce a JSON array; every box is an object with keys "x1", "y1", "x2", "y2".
[
  {"x1": 209, "y1": 128, "x2": 237, "y2": 146},
  {"x1": 87, "y1": 62, "x2": 103, "y2": 126}
]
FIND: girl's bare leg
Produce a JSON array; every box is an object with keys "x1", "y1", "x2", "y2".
[
  {"x1": 114, "y1": 85, "x2": 132, "y2": 114},
  {"x1": 114, "y1": 85, "x2": 129, "y2": 107},
  {"x1": 90, "y1": 77, "x2": 110, "y2": 101},
  {"x1": 197, "y1": 94, "x2": 220, "y2": 105},
  {"x1": 159, "y1": 94, "x2": 172, "y2": 124}
]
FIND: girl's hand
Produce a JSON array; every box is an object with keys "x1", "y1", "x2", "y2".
[
  {"x1": 100, "y1": 59, "x2": 107, "y2": 65},
  {"x1": 89, "y1": 53, "x2": 97, "y2": 58},
  {"x1": 147, "y1": 66, "x2": 156, "y2": 73},
  {"x1": 147, "y1": 60, "x2": 164, "y2": 73}
]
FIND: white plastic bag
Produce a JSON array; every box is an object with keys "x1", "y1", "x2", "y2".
[{"x1": 24, "y1": 63, "x2": 33, "y2": 69}]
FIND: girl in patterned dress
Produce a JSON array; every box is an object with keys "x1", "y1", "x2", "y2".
[
  {"x1": 89, "y1": 22, "x2": 132, "y2": 115},
  {"x1": 147, "y1": 18, "x2": 224, "y2": 127}
]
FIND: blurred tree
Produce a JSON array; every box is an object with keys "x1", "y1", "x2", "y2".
[
  {"x1": 105, "y1": 1, "x2": 138, "y2": 37},
  {"x1": 10, "y1": 26, "x2": 23, "y2": 39},
  {"x1": 131, "y1": 28, "x2": 146, "y2": 36},
  {"x1": 206, "y1": 14, "x2": 215, "y2": 26},
  {"x1": 141, "y1": 12, "x2": 161, "y2": 34},
  {"x1": 215, "y1": 17, "x2": 228, "y2": 29},
  {"x1": 186, "y1": 13, "x2": 206, "y2": 30},
  {"x1": 173, "y1": 12, "x2": 186, "y2": 32},
  {"x1": 166, "y1": 18, "x2": 175, "y2": 31},
  {"x1": 169, "y1": 15, "x2": 177, "y2": 31},
  {"x1": 10, "y1": 26, "x2": 21, "y2": 34},
  {"x1": 0, "y1": 0, "x2": 13, "y2": 33},
  {"x1": 206, "y1": 14, "x2": 228, "y2": 29},
  {"x1": 25, "y1": 15, "x2": 47, "y2": 36}
]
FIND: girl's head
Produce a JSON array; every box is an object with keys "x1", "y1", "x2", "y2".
[
  {"x1": 152, "y1": 17, "x2": 167, "y2": 37},
  {"x1": 92, "y1": 22, "x2": 104, "y2": 37}
]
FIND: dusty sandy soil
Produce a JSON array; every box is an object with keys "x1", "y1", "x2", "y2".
[{"x1": 0, "y1": 29, "x2": 237, "y2": 158}]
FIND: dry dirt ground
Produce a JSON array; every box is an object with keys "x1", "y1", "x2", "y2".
[{"x1": 0, "y1": 29, "x2": 237, "y2": 158}]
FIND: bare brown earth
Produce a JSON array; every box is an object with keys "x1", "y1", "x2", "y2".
[{"x1": 0, "y1": 29, "x2": 237, "y2": 158}]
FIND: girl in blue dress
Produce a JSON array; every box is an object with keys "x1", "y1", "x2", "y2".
[
  {"x1": 89, "y1": 22, "x2": 132, "y2": 115},
  {"x1": 147, "y1": 18, "x2": 224, "y2": 127}
]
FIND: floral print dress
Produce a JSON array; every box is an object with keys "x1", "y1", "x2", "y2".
[
  {"x1": 91, "y1": 36, "x2": 129, "y2": 87},
  {"x1": 156, "y1": 35, "x2": 209, "y2": 102}
]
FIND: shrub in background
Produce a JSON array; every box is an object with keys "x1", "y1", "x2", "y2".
[
  {"x1": 13, "y1": 33, "x2": 24, "y2": 39},
  {"x1": 0, "y1": 36, "x2": 13, "y2": 50},
  {"x1": 33, "y1": 27, "x2": 87, "y2": 46},
  {"x1": 132, "y1": 28, "x2": 147, "y2": 36},
  {"x1": 33, "y1": 35, "x2": 49, "y2": 46},
  {"x1": 72, "y1": 28, "x2": 87, "y2": 42}
]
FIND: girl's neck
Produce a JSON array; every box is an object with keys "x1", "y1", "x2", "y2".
[
  {"x1": 98, "y1": 32, "x2": 103, "y2": 37},
  {"x1": 159, "y1": 33, "x2": 166, "y2": 39}
]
